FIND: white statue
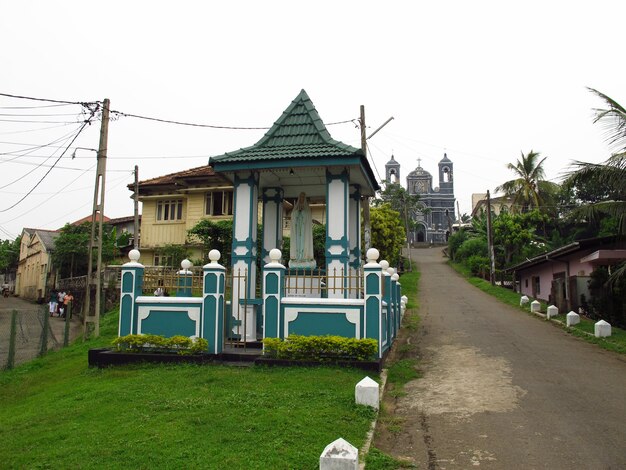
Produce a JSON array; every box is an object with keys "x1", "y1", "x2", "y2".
[{"x1": 289, "y1": 192, "x2": 316, "y2": 269}]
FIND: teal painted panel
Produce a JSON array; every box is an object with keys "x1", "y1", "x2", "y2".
[
  {"x1": 203, "y1": 296, "x2": 217, "y2": 351},
  {"x1": 266, "y1": 273, "x2": 278, "y2": 295},
  {"x1": 205, "y1": 273, "x2": 217, "y2": 294},
  {"x1": 366, "y1": 273, "x2": 380, "y2": 295},
  {"x1": 288, "y1": 312, "x2": 355, "y2": 337},
  {"x1": 122, "y1": 272, "x2": 134, "y2": 293},
  {"x1": 120, "y1": 295, "x2": 133, "y2": 336},
  {"x1": 366, "y1": 297, "x2": 380, "y2": 340},
  {"x1": 140, "y1": 310, "x2": 196, "y2": 338},
  {"x1": 264, "y1": 296, "x2": 278, "y2": 338}
]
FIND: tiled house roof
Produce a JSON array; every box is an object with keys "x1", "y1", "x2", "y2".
[{"x1": 209, "y1": 89, "x2": 363, "y2": 164}]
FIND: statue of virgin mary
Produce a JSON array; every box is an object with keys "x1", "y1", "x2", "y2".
[{"x1": 289, "y1": 192, "x2": 316, "y2": 269}]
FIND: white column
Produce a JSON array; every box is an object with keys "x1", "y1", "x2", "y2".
[{"x1": 326, "y1": 171, "x2": 349, "y2": 299}]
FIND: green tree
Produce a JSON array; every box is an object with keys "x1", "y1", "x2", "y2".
[
  {"x1": 52, "y1": 223, "x2": 117, "y2": 278},
  {"x1": 492, "y1": 210, "x2": 547, "y2": 266},
  {"x1": 0, "y1": 236, "x2": 21, "y2": 274},
  {"x1": 496, "y1": 150, "x2": 552, "y2": 213},
  {"x1": 369, "y1": 204, "x2": 405, "y2": 266},
  {"x1": 188, "y1": 219, "x2": 233, "y2": 265}
]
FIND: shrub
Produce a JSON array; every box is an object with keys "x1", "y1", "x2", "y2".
[
  {"x1": 262, "y1": 335, "x2": 378, "y2": 362},
  {"x1": 455, "y1": 237, "x2": 488, "y2": 262},
  {"x1": 112, "y1": 334, "x2": 208, "y2": 355}
]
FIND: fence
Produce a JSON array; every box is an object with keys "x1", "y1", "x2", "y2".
[{"x1": 0, "y1": 303, "x2": 78, "y2": 370}]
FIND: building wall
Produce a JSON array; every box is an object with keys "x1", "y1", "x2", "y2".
[{"x1": 16, "y1": 235, "x2": 53, "y2": 301}]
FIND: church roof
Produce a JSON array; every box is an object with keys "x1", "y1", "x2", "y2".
[
  {"x1": 209, "y1": 89, "x2": 363, "y2": 165},
  {"x1": 439, "y1": 152, "x2": 452, "y2": 163},
  {"x1": 386, "y1": 154, "x2": 399, "y2": 166},
  {"x1": 407, "y1": 166, "x2": 431, "y2": 179}
]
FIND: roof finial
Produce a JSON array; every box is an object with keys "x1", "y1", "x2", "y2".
[{"x1": 417, "y1": 157, "x2": 422, "y2": 168}]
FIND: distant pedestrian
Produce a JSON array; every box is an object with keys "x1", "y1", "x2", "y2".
[
  {"x1": 49, "y1": 290, "x2": 58, "y2": 317},
  {"x1": 57, "y1": 290, "x2": 66, "y2": 316},
  {"x1": 62, "y1": 291, "x2": 74, "y2": 319}
]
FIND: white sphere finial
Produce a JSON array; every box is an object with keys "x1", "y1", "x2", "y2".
[
  {"x1": 366, "y1": 248, "x2": 380, "y2": 263},
  {"x1": 380, "y1": 259, "x2": 389, "y2": 270},
  {"x1": 387, "y1": 267, "x2": 395, "y2": 276},
  {"x1": 128, "y1": 249, "x2": 140, "y2": 262},
  {"x1": 181, "y1": 259, "x2": 192, "y2": 270},
  {"x1": 392, "y1": 273, "x2": 399, "y2": 281},
  {"x1": 209, "y1": 249, "x2": 221, "y2": 264},
  {"x1": 269, "y1": 248, "x2": 282, "y2": 263}
]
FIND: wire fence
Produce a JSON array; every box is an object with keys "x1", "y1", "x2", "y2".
[{"x1": 0, "y1": 303, "x2": 78, "y2": 371}]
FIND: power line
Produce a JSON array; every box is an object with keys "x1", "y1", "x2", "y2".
[
  {"x1": 0, "y1": 107, "x2": 98, "y2": 212},
  {"x1": 0, "y1": 92, "x2": 98, "y2": 107}
]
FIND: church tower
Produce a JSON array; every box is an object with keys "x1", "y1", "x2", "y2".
[
  {"x1": 385, "y1": 154, "x2": 401, "y2": 184},
  {"x1": 438, "y1": 153, "x2": 454, "y2": 195}
]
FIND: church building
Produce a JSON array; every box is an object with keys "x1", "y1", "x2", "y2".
[{"x1": 385, "y1": 153, "x2": 456, "y2": 244}]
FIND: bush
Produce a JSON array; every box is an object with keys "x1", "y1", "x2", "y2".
[
  {"x1": 466, "y1": 255, "x2": 490, "y2": 277},
  {"x1": 262, "y1": 335, "x2": 378, "y2": 361},
  {"x1": 112, "y1": 334, "x2": 208, "y2": 355},
  {"x1": 455, "y1": 237, "x2": 488, "y2": 262}
]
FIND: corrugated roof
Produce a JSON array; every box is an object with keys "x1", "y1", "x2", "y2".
[
  {"x1": 210, "y1": 89, "x2": 362, "y2": 164},
  {"x1": 23, "y1": 228, "x2": 59, "y2": 252},
  {"x1": 135, "y1": 165, "x2": 218, "y2": 188}
]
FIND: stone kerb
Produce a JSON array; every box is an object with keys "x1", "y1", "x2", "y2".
[
  {"x1": 546, "y1": 305, "x2": 558, "y2": 319},
  {"x1": 355, "y1": 376, "x2": 379, "y2": 410},
  {"x1": 594, "y1": 319, "x2": 611, "y2": 338},
  {"x1": 566, "y1": 311, "x2": 580, "y2": 327},
  {"x1": 520, "y1": 295, "x2": 529, "y2": 307},
  {"x1": 530, "y1": 300, "x2": 541, "y2": 313},
  {"x1": 263, "y1": 248, "x2": 286, "y2": 340},
  {"x1": 203, "y1": 249, "x2": 226, "y2": 354},
  {"x1": 319, "y1": 438, "x2": 358, "y2": 470},
  {"x1": 119, "y1": 249, "x2": 144, "y2": 336}
]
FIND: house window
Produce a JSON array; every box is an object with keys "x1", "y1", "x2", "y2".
[
  {"x1": 154, "y1": 253, "x2": 173, "y2": 267},
  {"x1": 533, "y1": 276, "x2": 541, "y2": 295},
  {"x1": 205, "y1": 191, "x2": 233, "y2": 216},
  {"x1": 156, "y1": 199, "x2": 183, "y2": 221}
]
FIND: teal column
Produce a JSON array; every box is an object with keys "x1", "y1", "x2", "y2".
[
  {"x1": 176, "y1": 259, "x2": 193, "y2": 297},
  {"x1": 262, "y1": 249, "x2": 286, "y2": 340},
  {"x1": 203, "y1": 250, "x2": 226, "y2": 354},
  {"x1": 381, "y1": 263, "x2": 393, "y2": 349},
  {"x1": 363, "y1": 248, "x2": 383, "y2": 359},
  {"x1": 394, "y1": 276, "x2": 402, "y2": 336},
  {"x1": 119, "y1": 249, "x2": 144, "y2": 336}
]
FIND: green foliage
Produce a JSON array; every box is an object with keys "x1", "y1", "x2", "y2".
[
  {"x1": 587, "y1": 266, "x2": 626, "y2": 328},
  {"x1": 369, "y1": 204, "x2": 406, "y2": 266},
  {"x1": 158, "y1": 244, "x2": 189, "y2": 268},
  {"x1": 466, "y1": 255, "x2": 490, "y2": 277},
  {"x1": 492, "y1": 209, "x2": 547, "y2": 265},
  {"x1": 262, "y1": 335, "x2": 378, "y2": 361},
  {"x1": 375, "y1": 181, "x2": 422, "y2": 233},
  {"x1": 496, "y1": 150, "x2": 549, "y2": 213},
  {"x1": 112, "y1": 334, "x2": 208, "y2": 354},
  {"x1": 52, "y1": 222, "x2": 118, "y2": 278},
  {"x1": 455, "y1": 237, "x2": 488, "y2": 261},
  {"x1": 447, "y1": 229, "x2": 468, "y2": 261},
  {"x1": 0, "y1": 236, "x2": 20, "y2": 272},
  {"x1": 188, "y1": 219, "x2": 233, "y2": 265}
]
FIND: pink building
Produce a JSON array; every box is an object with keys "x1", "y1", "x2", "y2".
[{"x1": 509, "y1": 236, "x2": 626, "y2": 313}]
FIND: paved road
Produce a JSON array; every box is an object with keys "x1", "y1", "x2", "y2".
[
  {"x1": 374, "y1": 247, "x2": 626, "y2": 469},
  {"x1": 0, "y1": 295, "x2": 82, "y2": 368}
]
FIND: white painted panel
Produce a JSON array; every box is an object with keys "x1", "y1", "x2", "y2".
[
  {"x1": 235, "y1": 184, "x2": 251, "y2": 240},
  {"x1": 328, "y1": 180, "x2": 346, "y2": 239}
]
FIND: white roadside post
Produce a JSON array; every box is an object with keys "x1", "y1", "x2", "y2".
[
  {"x1": 546, "y1": 305, "x2": 558, "y2": 319},
  {"x1": 594, "y1": 320, "x2": 612, "y2": 338},
  {"x1": 566, "y1": 311, "x2": 580, "y2": 327},
  {"x1": 355, "y1": 376, "x2": 379, "y2": 410},
  {"x1": 319, "y1": 438, "x2": 358, "y2": 470}
]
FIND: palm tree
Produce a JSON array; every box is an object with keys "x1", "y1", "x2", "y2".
[
  {"x1": 564, "y1": 88, "x2": 626, "y2": 236},
  {"x1": 564, "y1": 88, "x2": 626, "y2": 282},
  {"x1": 496, "y1": 150, "x2": 549, "y2": 213}
]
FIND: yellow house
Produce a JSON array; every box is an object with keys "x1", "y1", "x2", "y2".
[
  {"x1": 16, "y1": 228, "x2": 59, "y2": 301},
  {"x1": 132, "y1": 165, "x2": 235, "y2": 265},
  {"x1": 132, "y1": 165, "x2": 329, "y2": 266}
]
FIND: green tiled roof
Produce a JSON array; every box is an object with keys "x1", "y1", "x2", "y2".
[{"x1": 210, "y1": 90, "x2": 362, "y2": 164}]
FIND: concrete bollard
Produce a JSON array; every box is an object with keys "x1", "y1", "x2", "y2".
[
  {"x1": 594, "y1": 320, "x2": 611, "y2": 338},
  {"x1": 546, "y1": 305, "x2": 558, "y2": 319},
  {"x1": 320, "y1": 438, "x2": 358, "y2": 470},
  {"x1": 520, "y1": 295, "x2": 529, "y2": 306},
  {"x1": 530, "y1": 300, "x2": 541, "y2": 313},
  {"x1": 355, "y1": 376, "x2": 379, "y2": 410},
  {"x1": 566, "y1": 311, "x2": 580, "y2": 327}
]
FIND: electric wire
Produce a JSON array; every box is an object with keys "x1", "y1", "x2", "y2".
[{"x1": 0, "y1": 107, "x2": 98, "y2": 212}]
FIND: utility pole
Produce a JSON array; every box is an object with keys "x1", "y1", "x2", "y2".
[
  {"x1": 133, "y1": 165, "x2": 139, "y2": 249},
  {"x1": 84, "y1": 98, "x2": 110, "y2": 339},
  {"x1": 486, "y1": 190, "x2": 496, "y2": 286},
  {"x1": 360, "y1": 105, "x2": 371, "y2": 254}
]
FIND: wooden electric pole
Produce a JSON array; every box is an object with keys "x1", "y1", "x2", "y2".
[
  {"x1": 486, "y1": 190, "x2": 496, "y2": 286},
  {"x1": 84, "y1": 98, "x2": 110, "y2": 339},
  {"x1": 360, "y1": 105, "x2": 371, "y2": 254},
  {"x1": 134, "y1": 165, "x2": 139, "y2": 249}
]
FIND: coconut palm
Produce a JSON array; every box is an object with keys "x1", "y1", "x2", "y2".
[
  {"x1": 564, "y1": 88, "x2": 626, "y2": 237},
  {"x1": 496, "y1": 150, "x2": 549, "y2": 213}
]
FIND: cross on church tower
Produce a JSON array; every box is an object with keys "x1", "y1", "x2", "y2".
[{"x1": 417, "y1": 157, "x2": 422, "y2": 168}]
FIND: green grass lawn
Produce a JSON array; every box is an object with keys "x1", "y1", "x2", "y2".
[
  {"x1": 0, "y1": 310, "x2": 377, "y2": 469},
  {"x1": 448, "y1": 260, "x2": 626, "y2": 355}
]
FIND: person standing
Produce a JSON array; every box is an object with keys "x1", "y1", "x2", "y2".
[
  {"x1": 57, "y1": 290, "x2": 65, "y2": 316},
  {"x1": 49, "y1": 290, "x2": 58, "y2": 317},
  {"x1": 62, "y1": 291, "x2": 74, "y2": 319}
]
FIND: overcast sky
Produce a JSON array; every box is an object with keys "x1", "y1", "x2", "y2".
[{"x1": 1, "y1": 1, "x2": 624, "y2": 240}]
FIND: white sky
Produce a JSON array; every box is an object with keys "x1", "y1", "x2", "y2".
[{"x1": 1, "y1": 0, "x2": 624, "y2": 239}]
